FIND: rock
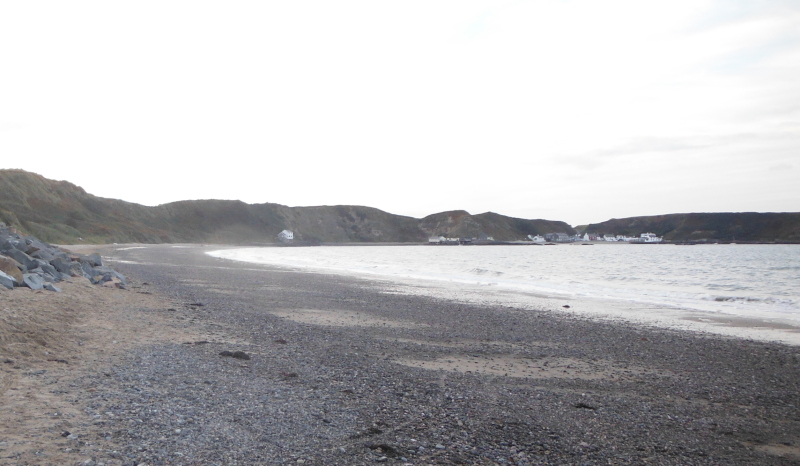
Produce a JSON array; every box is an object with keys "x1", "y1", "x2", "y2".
[
  {"x1": 0, "y1": 270, "x2": 17, "y2": 289},
  {"x1": 94, "y1": 266, "x2": 127, "y2": 284},
  {"x1": 219, "y1": 350, "x2": 251, "y2": 360},
  {"x1": 81, "y1": 253, "x2": 103, "y2": 267},
  {"x1": 23, "y1": 238, "x2": 51, "y2": 255},
  {"x1": 68, "y1": 261, "x2": 84, "y2": 277},
  {"x1": 36, "y1": 261, "x2": 60, "y2": 280},
  {"x1": 102, "y1": 278, "x2": 125, "y2": 289},
  {"x1": 43, "y1": 282, "x2": 62, "y2": 292},
  {"x1": 232, "y1": 351, "x2": 251, "y2": 360},
  {"x1": 50, "y1": 256, "x2": 73, "y2": 274},
  {"x1": 31, "y1": 249, "x2": 56, "y2": 262},
  {"x1": 22, "y1": 273, "x2": 44, "y2": 290},
  {"x1": 0, "y1": 255, "x2": 24, "y2": 283},
  {"x1": 4, "y1": 248, "x2": 37, "y2": 271},
  {"x1": 0, "y1": 239, "x2": 17, "y2": 252},
  {"x1": 80, "y1": 261, "x2": 95, "y2": 278}
]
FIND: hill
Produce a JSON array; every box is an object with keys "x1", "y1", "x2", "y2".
[
  {"x1": 583, "y1": 213, "x2": 800, "y2": 243},
  {"x1": 0, "y1": 170, "x2": 573, "y2": 244}
]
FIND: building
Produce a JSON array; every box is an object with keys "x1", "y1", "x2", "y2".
[
  {"x1": 544, "y1": 233, "x2": 572, "y2": 242},
  {"x1": 278, "y1": 230, "x2": 294, "y2": 242}
]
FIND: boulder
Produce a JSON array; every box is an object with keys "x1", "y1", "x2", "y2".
[
  {"x1": 93, "y1": 266, "x2": 126, "y2": 285},
  {"x1": 4, "y1": 249, "x2": 37, "y2": 271},
  {"x1": 80, "y1": 253, "x2": 103, "y2": 267},
  {"x1": 23, "y1": 238, "x2": 51, "y2": 255},
  {"x1": 31, "y1": 249, "x2": 56, "y2": 262},
  {"x1": 22, "y1": 273, "x2": 44, "y2": 290},
  {"x1": 36, "y1": 261, "x2": 60, "y2": 280},
  {"x1": 68, "y1": 261, "x2": 84, "y2": 277},
  {"x1": 50, "y1": 256, "x2": 72, "y2": 274},
  {"x1": 0, "y1": 255, "x2": 24, "y2": 283},
  {"x1": 53, "y1": 250, "x2": 71, "y2": 261},
  {"x1": 0, "y1": 270, "x2": 17, "y2": 290},
  {"x1": 91, "y1": 272, "x2": 115, "y2": 285},
  {"x1": 43, "y1": 282, "x2": 62, "y2": 292},
  {"x1": 80, "y1": 261, "x2": 95, "y2": 278}
]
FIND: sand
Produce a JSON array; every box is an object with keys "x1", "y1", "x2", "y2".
[
  {"x1": 2, "y1": 243, "x2": 800, "y2": 465},
  {"x1": 0, "y1": 275, "x2": 213, "y2": 465}
]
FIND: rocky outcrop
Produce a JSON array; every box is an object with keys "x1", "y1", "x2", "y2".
[{"x1": 0, "y1": 223, "x2": 126, "y2": 291}]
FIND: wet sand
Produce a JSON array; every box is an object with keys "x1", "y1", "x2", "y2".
[{"x1": 2, "y1": 243, "x2": 800, "y2": 465}]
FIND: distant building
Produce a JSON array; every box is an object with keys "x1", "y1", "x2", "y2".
[
  {"x1": 278, "y1": 230, "x2": 294, "y2": 242},
  {"x1": 528, "y1": 235, "x2": 546, "y2": 243},
  {"x1": 544, "y1": 232, "x2": 572, "y2": 243}
]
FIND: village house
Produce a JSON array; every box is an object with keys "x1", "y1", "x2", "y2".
[
  {"x1": 278, "y1": 230, "x2": 294, "y2": 242},
  {"x1": 544, "y1": 232, "x2": 572, "y2": 242}
]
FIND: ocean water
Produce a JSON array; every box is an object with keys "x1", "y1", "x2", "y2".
[{"x1": 208, "y1": 244, "x2": 800, "y2": 326}]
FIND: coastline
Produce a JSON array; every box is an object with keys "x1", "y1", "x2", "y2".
[
  {"x1": 207, "y1": 243, "x2": 800, "y2": 346},
  {"x1": 3, "y1": 243, "x2": 800, "y2": 464}
]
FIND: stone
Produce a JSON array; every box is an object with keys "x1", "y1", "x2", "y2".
[
  {"x1": 50, "y1": 256, "x2": 73, "y2": 274},
  {"x1": 4, "y1": 248, "x2": 37, "y2": 271},
  {"x1": 37, "y1": 261, "x2": 60, "y2": 280},
  {"x1": 22, "y1": 273, "x2": 44, "y2": 290},
  {"x1": 232, "y1": 351, "x2": 251, "y2": 360},
  {"x1": 31, "y1": 249, "x2": 56, "y2": 262},
  {"x1": 69, "y1": 261, "x2": 84, "y2": 277},
  {"x1": 43, "y1": 282, "x2": 62, "y2": 292},
  {"x1": 23, "y1": 238, "x2": 51, "y2": 255},
  {"x1": 0, "y1": 255, "x2": 24, "y2": 283},
  {"x1": 81, "y1": 253, "x2": 103, "y2": 267},
  {"x1": 80, "y1": 261, "x2": 95, "y2": 279},
  {"x1": 0, "y1": 239, "x2": 16, "y2": 252},
  {"x1": 0, "y1": 270, "x2": 17, "y2": 289},
  {"x1": 93, "y1": 266, "x2": 126, "y2": 284}
]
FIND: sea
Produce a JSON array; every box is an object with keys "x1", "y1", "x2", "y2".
[{"x1": 207, "y1": 243, "x2": 800, "y2": 344}]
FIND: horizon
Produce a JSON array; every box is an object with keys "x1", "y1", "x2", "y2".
[{"x1": 1, "y1": 1, "x2": 798, "y2": 225}]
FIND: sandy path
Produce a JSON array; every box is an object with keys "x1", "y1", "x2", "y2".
[{"x1": 0, "y1": 276, "x2": 211, "y2": 465}]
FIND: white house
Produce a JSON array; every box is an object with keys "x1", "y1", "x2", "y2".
[
  {"x1": 278, "y1": 230, "x2": 294, "y2": 241},
  {"x1": 528, "y1": 235, "x2": 546, "y2": 243}
]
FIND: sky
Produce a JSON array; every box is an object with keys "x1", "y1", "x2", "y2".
[{"x1": 1, "y1": 1, "x2": 798, "y2": 226}]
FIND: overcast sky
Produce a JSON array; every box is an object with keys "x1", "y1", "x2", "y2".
[{"x1": 1, "y1": 1, "x2": 798, "y2": 225}]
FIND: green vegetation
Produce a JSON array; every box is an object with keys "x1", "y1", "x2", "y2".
[
  {"x1": 585, "y1": 213, "x2": 800, "y2": 243},
  {"x1": 0, "y1": 170, "x2": 572, "y2": 244},
  {"x1": 4, "y1": 170, "x2": 795, "y2": 244}
]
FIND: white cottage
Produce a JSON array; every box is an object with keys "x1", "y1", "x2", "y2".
[{"x1": 278, "y1": 230, "x2": 294, "y2": 241}]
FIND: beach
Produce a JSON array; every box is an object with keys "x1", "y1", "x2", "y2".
[{"x1": 2, "y1": 244, "x2": 800, "y2": 465}]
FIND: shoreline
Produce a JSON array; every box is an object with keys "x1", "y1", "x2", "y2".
[
  {"x1": 3, "y1": 243, "x2": 800, "y2": 464},
  {"x1": 205, "y1": 243, "x2": 800, "y2": 346}
]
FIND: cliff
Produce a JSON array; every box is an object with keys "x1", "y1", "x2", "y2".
[{"x1": 0, "y1": 170, "x2": 571, "y2": 244}]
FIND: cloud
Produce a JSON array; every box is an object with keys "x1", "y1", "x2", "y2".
[
  {"x1": 553, "y1": 136, "x2": 711, "y2": 169},
  {"x1": 0, "y1": 122, "x2": 24, "y2": 133},
  {"x1": 768, "y1": 162, "x2": 794, "y2": 171}
]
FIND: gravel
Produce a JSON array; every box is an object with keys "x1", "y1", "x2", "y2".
[{"x1": 69, "y1": 244, "x2": 800, "y2": 465}]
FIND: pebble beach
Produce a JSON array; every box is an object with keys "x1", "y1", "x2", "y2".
[{"x1": 3, "y1": 243, "x2": 800, "y2": 465}]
